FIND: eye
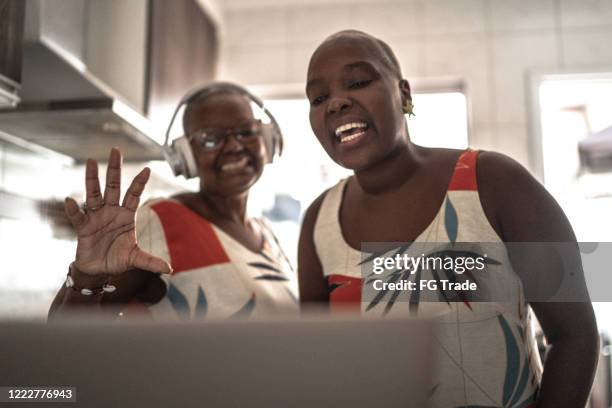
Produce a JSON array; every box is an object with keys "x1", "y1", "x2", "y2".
[
  {"x1": 311, "y1": 95, "x2": 327, "y2": 107},
  {"x1": 203, "y1": 139, "x2": 218, "y2": 149},
  {"x1": 202, "y1": 135, "x2": 223, "y2": 149},
  {"x1": 348, "y1": 79, "x2": 372, "y2": 89},
  {"x1": 196, "y1": 130, "x2": 223, "y2": 149},
  {"x1": 236, "y1": 129, "x2": 257, "y2": 139}
]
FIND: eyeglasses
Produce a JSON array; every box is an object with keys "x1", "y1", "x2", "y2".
[{"x1": 188, "y1": 120, "x2": 263, "y2": 151}]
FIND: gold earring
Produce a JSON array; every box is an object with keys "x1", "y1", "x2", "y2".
[{"x1": 403, "y1": 101, "x2": 415, "y2": 117}]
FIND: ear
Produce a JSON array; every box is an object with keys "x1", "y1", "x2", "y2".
[{"x1": 399, "y1": 79, "x2": 412, "y2": 105}]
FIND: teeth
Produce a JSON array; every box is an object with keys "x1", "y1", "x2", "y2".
[
  {"x1": 340, "y1": 131, "x2": 366, "y2": 143},
  {"x1": 334, "y1": 122, "x2": 367, "y2": 137},
  {"x1": 221, "y1": 157, "x2": 249, "y2": 171}
]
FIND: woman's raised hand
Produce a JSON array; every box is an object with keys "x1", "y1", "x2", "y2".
[{"x1": 64, "y1": 148, "x2": 172, "y2": 276}]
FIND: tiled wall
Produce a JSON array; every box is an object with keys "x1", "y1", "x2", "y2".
[{"x1": 217, "y1": 0, "x2": 612, "y2": 171}]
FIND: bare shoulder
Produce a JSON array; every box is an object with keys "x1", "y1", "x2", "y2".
[
  {"x1": 476, "y1": 150, "x2": 544, "y2": 212},
  {"x1": 476, "y1": 150, "x2": 574, "y2": 241},
  {"x1": 477, "y1": 151, "x2": 534, "y2": 185}
]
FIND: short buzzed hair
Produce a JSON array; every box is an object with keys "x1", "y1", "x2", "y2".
[{"x1": 321, "y1": 30, "x2": 403, "y2": 79}]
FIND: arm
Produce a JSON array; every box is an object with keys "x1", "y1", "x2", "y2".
[
  {"x1": 48, "y1": 148, "x2": 171, "y2": 320},
  {"x1": 478, "y1": 151, "x2": 599, "y2": 408},
  {"x1": 48, "y1": 268, "x2": 159, "y2": 319},
  {"x1": 297, "y1": 192, "x2": 329, "y2": 307}
]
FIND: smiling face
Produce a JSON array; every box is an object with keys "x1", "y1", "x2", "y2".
[
  {"x1": 184, "y1": 92, "x2": 267, "y2": 197},
  {"x1": 306, "y1": 34, "x2": 411, "y2": 170}
]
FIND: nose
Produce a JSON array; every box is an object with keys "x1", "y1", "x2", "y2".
[
  {"x1": 327, "y1": 96, "x2": 352, "y2": 114},
  {"x1": 222, "y1": 133, "x2": 245, "y2": 153}
]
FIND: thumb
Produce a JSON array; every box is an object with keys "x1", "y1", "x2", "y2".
[{"x1": 130, "y1": 247, "x2": 173, "y2": 274}]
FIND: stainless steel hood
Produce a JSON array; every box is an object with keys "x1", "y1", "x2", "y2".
[
  {"x1": 0, "y1": 0, "x2": 219, "y2": 163},
  {"x1": 0, "y1": 0, "x2": 163, "y2": 162},
  {"x1": 0, "y1": 0, "x2": 25, "y2": 108}
]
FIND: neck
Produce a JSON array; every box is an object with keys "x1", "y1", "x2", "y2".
[
  {"x1": 197, "y1": 188, "x2": 250, "y2": 224},
  {"x1": 353, "y1": 140, "x2": 423, "y2": 195}
]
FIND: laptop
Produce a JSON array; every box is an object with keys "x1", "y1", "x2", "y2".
[{"x1": 0, "y1": 316, "x2": 432, "y2": 408}]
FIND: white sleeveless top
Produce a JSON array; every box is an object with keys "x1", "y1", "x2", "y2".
[
  {"x1": 313, "y1": 150, "x2": 542, "y2": 408},
  {"x1": 132, "y1": 198, "x2": 298, "y2": 320}
]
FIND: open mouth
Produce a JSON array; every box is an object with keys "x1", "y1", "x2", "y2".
[
  {"x1": 219, "y1": 156, "x2": 252, "y2": 173},
  {"x1": 334, "y1": 122, "x2": 369, "y2": 144}
]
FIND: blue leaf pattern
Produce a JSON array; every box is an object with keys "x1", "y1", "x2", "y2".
[
  {"x1": 247, "y1": 262, "x2": 282, "y2": 273},
  {"x1": 445, "y1": 196, "x2": 458, "y2": 243},
  {"x1": 508, "y1": 358, "x2": 531, "y2": 407},
  {"x1": 453, "y1": 317, "x2": 537, "y2": 408},
  {"x1": 498, "y1": 315, "x2": 520, "y2": 407},
  {"x1": 194, "y1": 286, "x2": 208, "y2": 319},
  {"x1": 286, "y1": 287, "x2": 299, "y2": 304},
  {"x1": 255, "y1": 274, "x2": 289, "y2": 281},
  {"x1": 230, "y1": 293, "x2": 256, "y2": 319},
  {"x1": 167, "y1": 283, "x2": 190, "y2": 320}
]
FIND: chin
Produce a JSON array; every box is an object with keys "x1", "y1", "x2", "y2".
[
  {"x1": 220, "y1": 174, "x2": 261, "y2": 196},
  {"x1": 333, "y1": 149, "x2": 384, "y2": 172},
  {"x1": 201, "y1": 163, "x2": 263, "y2": 196}
]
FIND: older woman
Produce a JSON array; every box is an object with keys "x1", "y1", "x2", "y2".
[
  {"x1": 49, "y1": 83, "x2": 296, "y2": 320},
  {"x1": 298, "y1": 30, "x2": 598, "y2": 407}
]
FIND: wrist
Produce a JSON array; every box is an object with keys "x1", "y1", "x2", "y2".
[{"x1": 66, "y1": 263, "x2": 116, "y2": 296}]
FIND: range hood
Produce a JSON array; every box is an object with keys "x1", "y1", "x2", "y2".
[
  {"x1": 0, "y1": 0, "x2": 219, "y2": 162},
  {"x1": 0, "y1": 0, "x2": 25, "y2": 108}
]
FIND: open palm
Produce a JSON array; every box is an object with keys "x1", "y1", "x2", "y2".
[{"x1": 64, "y1": 148, "x2": 172, "y2": 276}]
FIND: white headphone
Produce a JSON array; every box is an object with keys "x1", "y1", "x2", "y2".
[{"x1": 162, "y1": 82, "x2": 284, "y2": 179}]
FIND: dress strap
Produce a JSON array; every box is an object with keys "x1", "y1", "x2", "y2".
[
  {"x1": 313, "y1": 178, "x2": 351, "y2": 256},
  {"x1": 448, "y1": 149, "x2": 480, "y2": 191}
]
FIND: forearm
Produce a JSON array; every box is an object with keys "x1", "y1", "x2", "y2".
[
  {"x1": 536, "y1": 330, "x2": 599, "y2": 407},
  {"x1": 48, "y1": 284, "x2": 108, "y2": 320}
]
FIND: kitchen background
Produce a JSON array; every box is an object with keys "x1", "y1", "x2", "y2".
[{"x1": 1, "y1": 0, "x2": 611, "y2": 343}]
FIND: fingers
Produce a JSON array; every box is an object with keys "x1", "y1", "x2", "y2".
[
  {"x1": 130, "y1": 247, "x2": 173, "y2": 275},
  {"x1": 85, "y1": 159, "x2": 103, "y2": 210},
  {"x1": 64, "y1": 197, "x2": 87, "y2": 229},
  {"x1": 122, "y1": 167, "x2": 150, "y2": 212},
  {"x1": 103, "y1": 147, "x2": 122, "y2": 206}
]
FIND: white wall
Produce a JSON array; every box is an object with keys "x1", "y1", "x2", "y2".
[{"x1": 217, "y1": 0, "x2": 612, "y2": 172}]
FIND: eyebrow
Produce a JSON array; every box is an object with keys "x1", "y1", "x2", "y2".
[
  {"x1": 305, "y1": 78, "x2": 322, "y2": 95},
  {"x1": 343, "y1": 61, "x2": 378, "y2": 72},
  {"x1": 306, "y1": 60, "x2": 379, "y2": 91}
]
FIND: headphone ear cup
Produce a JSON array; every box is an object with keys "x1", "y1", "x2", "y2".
[
  {"x1": 175, "y1": 137, "x2": 199, "y2": 179},
  {"x1": 261, "y1": 123, "x2": 275, "y2": 164},
  {"x1": 262, "y1": 123, "x2": 283, "y2": 163},
  {"x1": 163, "y1": 136, "x2": 198, "y2": 179}
]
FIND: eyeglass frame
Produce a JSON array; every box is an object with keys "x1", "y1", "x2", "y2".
[{"x1": 187, "y1": 120, "x2": 264, "y2": 151}]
